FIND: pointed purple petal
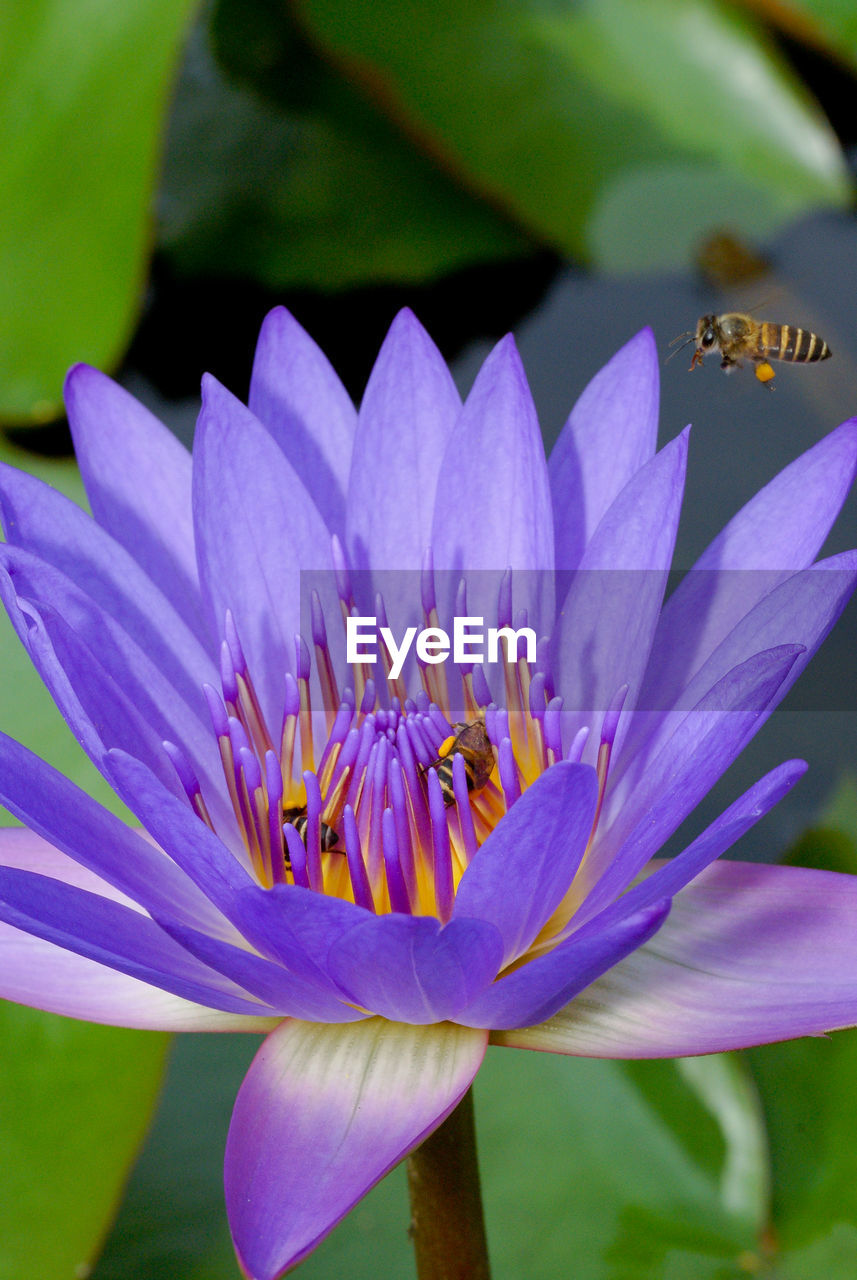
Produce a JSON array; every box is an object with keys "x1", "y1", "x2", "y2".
[
  {"x1": 158, "y1": 917, "x2": 367, "y2": 1023},
  {"x1": 579, "y1": 645, "x2": 803, "y2": 918},
  {"x1": 453, "y1": 762, "x2": 598, "y2": 966},
  {"x1": 0, "y1": 546, "x2": 232, "y2": 828},
  {"x1": 0, "y1": 731, "x2": 229, "y2": 935},
  {"x1": 0, "y1": 864, "x2": 271, "y2": 1016},
  {"x1": 64, "y1": 364, "x2": 204, "y2": 640},
  {"x1": 552, "y1": 429, "x2": 688, "y2": 745},
  {"x1": 225, "y1": 1019, "x2": 487, "y2": 1280},
  {"x1": 248, "y1": 306, "x2": 357, "y2": 537},
  {"x1": 458, "y1": 898, "x2": 669, "y2": 1029},
  {"x1": 640, "y1": 417, "x2": 857, "y2": 711},
  {"x1": 595, "y1": 759, "x2": 806, "y2": 926},
  {"x1": 193, "y1": 375, "x2": 334, "y2": 731},
  {"x1": 346, "y1": 309, "x2": 461, "y2": 571},
  {"x1": 0, "y1": 461, "x2": 219, "y2": 678},
  {"x1": 549, "y1": 328, "x2": 659, "y2": 570},
  {"x1": 620, "y1": 554, "x2": 857, "y2": 788},
  {"x1": 0, "y1": 575, "x2": 196, "y2": 803},
  {"x1": 0, "y1": 828, "x2": 274, "y2": 1030},
  {"x1": 327, "y1": 914, "x2": 503, "y2": 1022},
  {"x1": 430, "y1": 334, "x2": 554, "y2": 632},
  {"x1": 499, "y1": 862, "x2": 857, "y2": 1057},
  {"x1": 105, "y1": 749, "x2": 359, "y2": 996}
]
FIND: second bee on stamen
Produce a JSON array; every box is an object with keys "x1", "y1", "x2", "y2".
[
  {"x1": 282, "y1": 806, "x2": 341, "y2": 867},
  {"x1": 425, "y1": 719, "x2": 495, "y2": 808}
]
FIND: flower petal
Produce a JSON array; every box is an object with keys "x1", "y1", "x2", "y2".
[
  {"x1": 0, "y1": 577, "x2": 190, "y2": 801},
  {"x1": 552, "y1": 428, "x2": 688, "y2": 750},
  {"x1": 225, "y1": 1018, "x2": 487, "y2": 1280},
  {"x1": 618, "y1": 554, "x2": 857, "y2": 790},
  {"x1": 579, "y1": 644, "x2": 803, "y2": 918},
  {"x1": 0, "y1": 546, "x2": 232, "y2": 830},
  {"x1": 590, "y1": 758, "x2": 806, "y2": 929},
  {"x1": 64, "y1": 364, "x2": 204, "y2": 639},
  {"x1": 327, "y1": 914, "x2": 503, "y2": 1022},
  {"x1": 248, "y1": 306, "x2": 357, "y2": 537},
  {"x1": 193, "y1": 375, "x2": 334, "y2": 731},
  {"x1": 472, "y1": 761, "x2": 807, "y2": 1032},
  {"x1": 453, "y1": 762, "x2": 598, "y2": 966},
  {"x1": 0, "y1": 460, "x2": 218, "y2": 681},
  {"x1": 431, "y1": 334, "x2": 554, "y2": 632},
  {"x1": 640, "y1": 417, "x2": 857, "y2": 711},
  {"x1": 0, "y1": 829, "x2": 273, "y2": 1031},
  {"x1": 549, "y1": 328, "x2": 659, "y2": 570},
  {"x1": 346, "y1": 309, "x2": 461, "y2": 572},
  {"x1": 0, "y1": 731, "x2": 229, "y2": 936},
  {"x1": 457, "y1": 898, "x2": 669, "y2": 1030},
  {"x1": 105, "y1": 749, "x2": 360, "y2": 995},
  {"x1": 0, "y1": 864, "x2": 271, "y2": 1017},
  {"x1": 497, "y1": 862, "x2": 857, "y2": 1057},
  {"x1": 157, "y1": 916, "x2": 367, "y2": 1023}
]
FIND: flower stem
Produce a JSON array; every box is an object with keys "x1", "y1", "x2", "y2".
[{"x1": 406, "y1": 1086, "x2": 491, "y2": 1280}]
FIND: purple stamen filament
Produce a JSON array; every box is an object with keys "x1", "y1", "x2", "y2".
[{"x1": 166, "y1": 561, "x2": 623, "y2": 952}]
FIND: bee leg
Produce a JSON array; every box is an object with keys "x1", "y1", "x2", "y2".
[
  {"x1": 719, "y1": 356, "x2": 738, "y2": 375},
  {"x1": 754, "y1": 361, "x2": 776, "y2": 387}
]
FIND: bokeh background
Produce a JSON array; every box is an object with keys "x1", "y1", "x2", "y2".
[{"x1": 3, "y1": 1, "x2": 857, "y2": 1276}]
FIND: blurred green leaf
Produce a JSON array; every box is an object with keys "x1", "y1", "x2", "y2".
[
  {"x1": 0, "y1": 1003, "x2": 169, "y2": 1280},
  {"x1": 745, "y1": 0, "x2": 857, "y2": 70},
  {"x1": 781, "y1": 772, "x2": 857, "y2": 875},
  {"x1": 478, "y1": 1049, "x2": 768, "y2": 1279},
  {"x1": 816, "y1": 772, "x2": 857, "y2": 842},
  {"x1": 292, "y1": 0, "x2": 850, "y2": 273},
  {"x1": 778, "y1": 1224, "x2": 857, "y2": 1279},
  {"x1": 749, "y1": 1028, "x2": 857, "y2": 1275},
  {"x1": 91, "y1": 1033, "x2": 254, "y2": 1280},
  {"x1": 0, "y1": 0, "x2": 198, "y2": 424},
  {"x1": 159, "y1": 1, "x2": 530, "y2": 290},
  {"x1": 747, "y1": 773, "x2": 857, "y2": 1276}
]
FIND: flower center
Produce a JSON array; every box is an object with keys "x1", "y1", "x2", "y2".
[{"x1": 164, "y1": 549, "x2": 620, "y2": 926}]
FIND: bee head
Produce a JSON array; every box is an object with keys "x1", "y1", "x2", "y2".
[{"x1": 695, "y1": 315, "x2": 719, "y2": 350}]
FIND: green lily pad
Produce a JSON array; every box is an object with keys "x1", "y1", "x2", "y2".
[
  {"x1": 749, "y1": 1027, "x2": 857, "y2": 1276},
  {"x1": 159, "y1": 0, "x2": 529, "y2": 289},
  {"x1": 760, "y1": 0, "x2": 857, "y2": 69},
  {"x1": 0, "y1": 1004, "x2": 169, "y2": 1280},
  {"x1": 291, "y1": 0, "x2": 850, "y2": 272},
  {"x1": 0, "y1": 0, "x2": 198, "y2": 423}
]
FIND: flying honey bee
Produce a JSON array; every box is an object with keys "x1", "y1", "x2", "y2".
[
  {"x1": 282, "y1": 806, "x2": 341, "y2": 865},
  {"x1": 425, "y1": 719, "x2": 495, "y2": 808},
  {"x1": 672, "y1": 313, "x2": 831, "y2": 385}
]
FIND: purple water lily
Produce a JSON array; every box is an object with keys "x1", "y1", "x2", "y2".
[{"x1": 2, "y1": 309, "x2": 857, "y2": 1278}]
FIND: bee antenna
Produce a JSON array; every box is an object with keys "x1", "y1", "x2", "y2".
[{"x1": 664, "y1": 334, "x2": 696, "y2": 365}]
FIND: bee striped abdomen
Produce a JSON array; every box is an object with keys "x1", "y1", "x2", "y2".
[
  {"x1": 760, "y1": 323, "x2": 831, "y2": 364},
  {"x1": 282, "y1": 807, "x2": 341, "y2": 867}
]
